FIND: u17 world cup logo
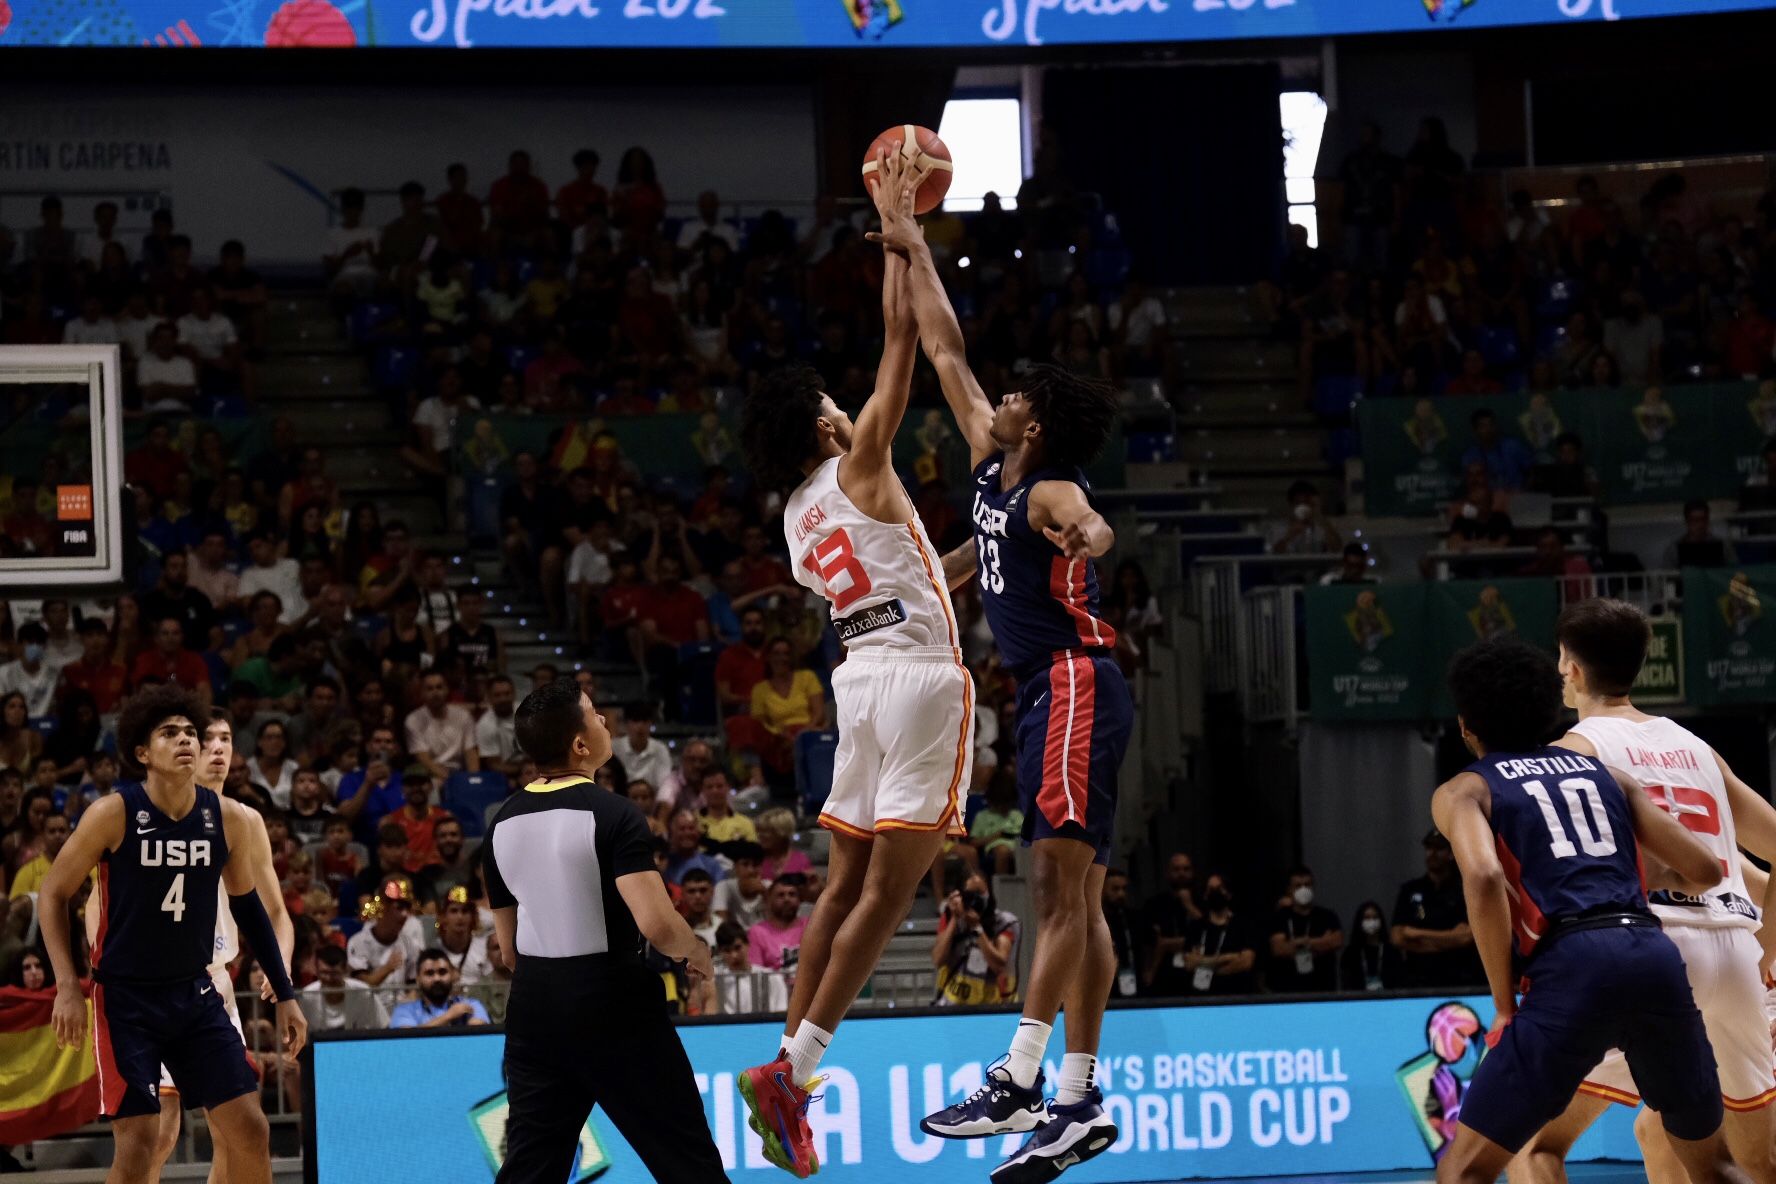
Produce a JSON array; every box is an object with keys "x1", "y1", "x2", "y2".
[{"x1": 843, "y1": 0, "x2": 904, "y2": 39}]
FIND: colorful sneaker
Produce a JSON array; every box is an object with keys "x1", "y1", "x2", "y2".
[
  {"x1": 990, "y1": 1088, "x2": 1118, "y2": 1184},
  {"x1": 919, "y1": 1057, "x2": 1049, "y2": 1139},
  {"x1": 738, "y1": 1058, "x2": 822, "y2": 1178}
]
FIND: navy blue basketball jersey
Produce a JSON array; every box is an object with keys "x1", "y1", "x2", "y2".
[
  {"x1": 969, "y1": 452, "x2": 1117, "y2": 675},
  {"x1": 1473, "y1": 747, "x2": 1646, "y2": 958},
  {"x1": 94, "y1": 783, "x2": 229, "y2": 985}
]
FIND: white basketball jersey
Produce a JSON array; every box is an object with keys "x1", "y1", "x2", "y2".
[
  {"x1": 783, "y1": 457, "x2": 959, "y2": 653},
  {"x1": 213, "y1": 882, "x2": 240, "y2": 970},
  {"x1": 1572, "y1": 714, "x2": 1758, "y2": 931}
]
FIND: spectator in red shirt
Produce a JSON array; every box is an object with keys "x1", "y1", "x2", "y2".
[
  {"x1": 391, "y1": 768, "x2": 452, "y2": 873},
  {"x1": 488, "y1": 150, "x2": 551, "y2": 253},
  {"x1": 57, "y1": 619, "x2": 129, "y2": 715},
  {"x1": 132, "y1": 615, "x2": 213, "y2": 708},
  {"x1": 124, "y1": 420, "x2": 189, "y2": 501},
  {"x1": 737, "y1": 524, "x2": 792, "y2": 594},
  {"x1": 1725, "y1": 289, "x2": 1774, "y2": 379},
  {"x1": 634, "y1": 555, "x2": 709, "y2": 720},
  {"x1": 610, "y1": 146, "x2": 666, "y2": 233},
  {"x1": 600, "y1": 554, "x2": 650, "y2": 656},
  {"x1": 555, "y1": 149, "x2": 607, "y2": 229},
  {"x1": 715, "y1": 607, "x2": 769, "y2": 716},
  {"x1": 1445, "y1": 349, "x2": 1503, "y2": 396},
  {"x1": 617, "y1": 267, "x2": 682, "y2": 383},
  {"x1": 436, "y1": 162, "x2": 485, "y2": 257}
]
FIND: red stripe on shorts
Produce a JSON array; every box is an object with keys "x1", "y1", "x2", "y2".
[
  {"x1": 92, "y1": 983, "x2": 123, "y2": 1117},
  {"x1": 1037, "y1": 655, "x2": 1096, "y2": 828}
]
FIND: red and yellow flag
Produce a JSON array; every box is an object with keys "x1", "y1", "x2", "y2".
[{"x1": 0, "y1": 983, "x2": 100, "y2": 1144}]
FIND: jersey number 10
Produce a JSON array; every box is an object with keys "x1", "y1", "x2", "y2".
[
  {"x1": 802, "y1": 529, "x2": 873, "y2": 613},
  {"x1": 1524, "y1": 777, "x2": 1618, "y2": 859}
]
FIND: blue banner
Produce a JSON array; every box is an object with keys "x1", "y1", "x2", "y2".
[
  {"x1": 0, "y1": 0, "x2": 1770, "y2": 49},
  {"x1": 309, "y1": 996, "x2": 1638, "y2": 1182}
]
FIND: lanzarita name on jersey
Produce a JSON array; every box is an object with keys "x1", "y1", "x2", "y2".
[{"x1": 835, "y1": 599, "x2": 907, "y2": 643}]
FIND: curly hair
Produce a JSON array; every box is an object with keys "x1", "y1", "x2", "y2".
[
  {"x1": 1447, "y1": 635, "x2": 1564, "y2": 754},
  {"x1": 117, "y1": 684, "x2": 210, "y2": 777},
  {"x1": 1020, "y1": 363, "x2": 1120, "y2": 471},
  {"x1": 740, "y1": 365, "x2": 828, "y2": 492}
]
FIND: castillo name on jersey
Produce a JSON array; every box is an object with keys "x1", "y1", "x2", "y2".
[{"x1": 970, "y1": 453, "x2": 1117, "y2": 676}]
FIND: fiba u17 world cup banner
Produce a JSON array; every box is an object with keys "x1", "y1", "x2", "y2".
[
  {"x1": 308, "y1": 997, "x2": 1638, "y2": 1182},
  {"x1": 1305, "y1": 581, "x2": 1559, "y2": 723},
  {"x1": 1357, "y1": 382, "x2": 1774, "y2": 518},
  {"x1": 0, "y1": 0, "x2": 1772, "y2": 49}
]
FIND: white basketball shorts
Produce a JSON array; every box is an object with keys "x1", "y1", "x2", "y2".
[
  {"x1": 819, "y1": 647, "x2": 973, "y2": 839},
  {"x1": 1581, "y1": 925, "x2": 1776, "y2": 1110}
]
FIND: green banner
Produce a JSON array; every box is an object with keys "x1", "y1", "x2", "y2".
[
  {"x1": 1426, "y1": 579, "x2": 1559, "y2": 717},
  {"x1": 1684, "y1": 567, "x2": 1776, "y2": 706},
  {"x1": 1305, "y1": 584, "x2": 1431, "y2": 721},
  {"x1": 1634, "y1": 618, "x2": 1685, "y2": 706},
  {"x1": 1359, "y1": 383, "x2": 1769, "y2": 516}
]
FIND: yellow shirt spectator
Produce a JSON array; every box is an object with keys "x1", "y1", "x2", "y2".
[
  {"x1": 750, "y1": 670, "x2": 823, "y2": 735},
  {"x1": 9, "y1": 854, "x2": 94, "y2": 899},
  {"x1": 700, "y1": 811, "x2": 758, "y2": 846}
]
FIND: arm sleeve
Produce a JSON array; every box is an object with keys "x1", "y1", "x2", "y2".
[
  {"x1": 229, "y1": 890, "x2": 296, "y2": 1002},
  {"x1": 599, "y1": 797, "x2": 657, "y2": 879},
  {"x1": 482, "y1": 822, "x2": 515, "y2": 909}
]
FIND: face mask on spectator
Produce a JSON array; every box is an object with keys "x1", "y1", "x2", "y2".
[
  {"x1": 22, "y1": 644, "x2": 44, "y2": 664},
  {"x1": 1292, "y1": 886, "x2": 1314, "y2": 907},
  {"x1": 1293, "y1": 503, "x2": 1312, "y2": 522},
  {"x1": 1362, "y1": 917, "x2": 1383, "y2": 936},
  {"x1": 1461, "y1": 503, "x2": 1480, "y2": 520}
]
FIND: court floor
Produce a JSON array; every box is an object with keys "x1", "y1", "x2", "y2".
[{"x1": 1160, "y1": 1166, "x2": 1642, "y2": 1184}]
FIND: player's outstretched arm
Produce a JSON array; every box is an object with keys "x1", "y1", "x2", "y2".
[
  {"x1": 1619, "y1": 771, "x2": 1723, "y2": 894},
  {"x1": 940, "y1": 540, "x2": 976, "y2": 592},
  {"x1": 41, "y1": 794, "x2": 124, "y2": 1047},
  {"x1": 1028, "y1": 480, "x2": 1114, "y2": 560},
  {"x1": 844, "y1": 147, "x2": 922, "y2": 480},
  {"x1": 1431, "y1": 773, "x2": 1517, "y2": 1023},
  {"x1": 871, "y1": 207, "x2": 995, "y2": 467}
]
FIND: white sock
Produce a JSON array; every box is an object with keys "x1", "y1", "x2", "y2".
[
  {"x1": 1056, "y1": 1053, "x2": 1098, "y2": 1106},
  {"x1": 786, "y1": 1019, "x2": 833, "y2": 1085},
  {"x1": 1004, "y1": 1019, "x2": 1052, "y2": 1090}
]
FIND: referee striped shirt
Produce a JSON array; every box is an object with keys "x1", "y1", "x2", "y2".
[{"x1": 483, "y1": 775, "x2": 656, "y2": 962}]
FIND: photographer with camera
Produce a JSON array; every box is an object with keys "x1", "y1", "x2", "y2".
[{"x1": 931, "y1": 872, "x2": 1021, "y2": 1006}]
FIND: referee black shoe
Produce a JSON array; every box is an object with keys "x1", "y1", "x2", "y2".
[
  {"x1": 919, "y1": 1058, "x2": 1048, "y2": 1139},
  {"x1": 989, "y1": 1087, "x2": 1117, "y2": 1184}
]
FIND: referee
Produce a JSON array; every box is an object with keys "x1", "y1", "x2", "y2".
[{"x1": 485, "y1": 679, "x2": 724, "y2": 1182}]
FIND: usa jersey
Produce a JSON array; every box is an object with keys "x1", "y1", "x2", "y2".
[
  {"x1": 784, "y1": 456, "x2": 960, "y2": 653},
  {"x1": 1475, "y1": 747, "x2": 1646, "y2": 958},
  {"x1": 94, "y1": 783, "x2": 229, "y2": 985},
  {"x1": 969, "y1": 453, "x2": 1117, "y2": 675},
  {"x1": 1572, "y1": 715, "x2": 1756, "y2": 931}
]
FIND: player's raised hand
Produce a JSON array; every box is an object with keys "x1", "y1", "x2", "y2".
[
  {"x1": 1044, "y1": 522, "x2": 1093, "y2": 561},
  {"x1": 277, "y1": 997, "x2": 308, "y2": 1057},
  {"x1": 865, "y1": 146, "x2": 925, "y2": 256},
  {"x1": 52, "y1": 981, "x2": 87, "y2": 1049}
]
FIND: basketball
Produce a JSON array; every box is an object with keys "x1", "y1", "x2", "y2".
[{"x1": 861, "y1": 124, "x2": 953, "y2": 215}]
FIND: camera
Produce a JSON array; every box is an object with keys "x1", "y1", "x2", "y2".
[{"x1": 960, "y1": 890, "x2": 990, "y2": 918}]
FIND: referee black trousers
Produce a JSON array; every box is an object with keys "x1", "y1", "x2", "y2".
[{"x1": 495, "y1": 955, "x2": 727, "y2": 1184}]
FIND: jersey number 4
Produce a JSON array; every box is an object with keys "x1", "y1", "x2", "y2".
[
  {"x1": 802, "y1": 529, "x2": 873, "y2": 613},
  {"x1": 1524, "y1": 777, "x2": 1618, "y2": 859},
  {"x1": 161, "y1": 873, "x2": 186, "y2": 923}
]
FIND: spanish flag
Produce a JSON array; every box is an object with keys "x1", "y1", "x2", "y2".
[{"x1": 0, "y1": 984, "x2": 101, "y2": 1144}]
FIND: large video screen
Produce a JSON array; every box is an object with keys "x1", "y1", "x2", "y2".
[
  {"x1": 309, "y1": 995, "x2": 1638, "y2": 1183},
  {"x1": 0, "y1": 0, "x2": 1771, "y2": 49}
]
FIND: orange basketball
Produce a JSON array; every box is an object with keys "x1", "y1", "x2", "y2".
[{"x1": 861, "y1": 124, "x2": 954, "y2": 216}]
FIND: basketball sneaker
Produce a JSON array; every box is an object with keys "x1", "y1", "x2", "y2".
[
  {"x1": 738, "y1": 1058, "x2": 821, "y2": 1178},
  {"x1": 990, "y1": 1087, "x2": 1118, "y2": 1184},
  {"x1": 919, "y1": 1057, "x2": 1049, "y2": 1138}
]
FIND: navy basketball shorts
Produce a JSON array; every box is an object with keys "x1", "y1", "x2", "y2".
[
  {"x1": 1459, "y1": 926, "x2": 1724, "y2": 1153},
  {"x1": 1013, "y1": 652, "x2": 1133, "y2": 866},
  {"x1": 93, "y1": 976, "x2": 259, "y2": 1119}
]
